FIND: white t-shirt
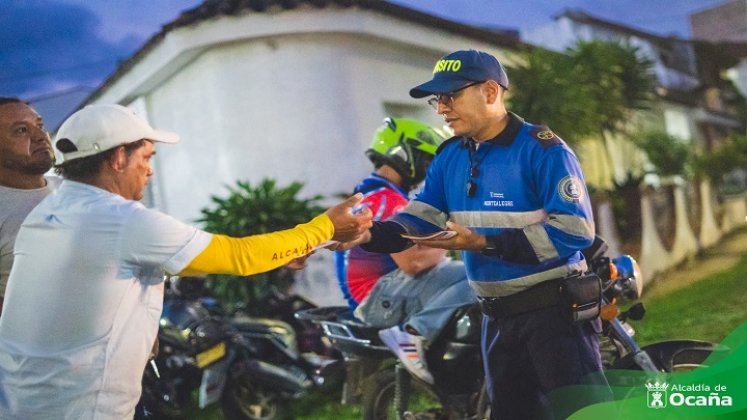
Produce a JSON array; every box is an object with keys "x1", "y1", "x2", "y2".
[
  {"x1": 0, "y1": 176, "x2": 61, "y2": 296},
  {"x1": 0, "y1": 180, "x2": 212, "y2": 419}
]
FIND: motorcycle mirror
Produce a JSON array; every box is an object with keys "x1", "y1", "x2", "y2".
[{"x1": 626, "y1": 302, "x2": 646, "y2": 321}]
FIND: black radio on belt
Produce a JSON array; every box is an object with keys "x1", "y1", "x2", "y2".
[
  {"x1": 558, "y1": 273, "x2": 602, "y2": 324},
  {"x1": 478, "y1": 273, "x2": 601, "y2": 324}
]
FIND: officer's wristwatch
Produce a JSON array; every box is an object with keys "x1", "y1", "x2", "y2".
[{"x1": 480, "y1": 235, "x2": 500, "y2": 257}]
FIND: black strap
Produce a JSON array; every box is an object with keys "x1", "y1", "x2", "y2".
[{"x1": 478, "y1": 279, "x2": 562, "y2": 319}]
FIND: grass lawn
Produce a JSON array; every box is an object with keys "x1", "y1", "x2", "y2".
[{"x1": 630, "y1": 255, "x2": 747, "y2": 346}]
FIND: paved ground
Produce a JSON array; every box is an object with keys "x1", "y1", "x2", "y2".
[{"x1": 643, "y1": 227, "x2": 747, "y2": 299}]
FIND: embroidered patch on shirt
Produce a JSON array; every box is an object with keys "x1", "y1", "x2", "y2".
[
  {"x1": 536, "y1": 130, "x2": 555, "y2": 140},
  {"x1": 558, "y1": 175, "x2": 585, "y2": 203},
  {"x1": 530, "y1": 127, "x2": 562, "y2": 148}
]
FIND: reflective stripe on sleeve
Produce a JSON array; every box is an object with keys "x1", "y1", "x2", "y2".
[
  {"x1": 401, "y1": 200, "x2": 449, "y2": 228},
  {"x1": 451, "y1": 209, "x2": 547, "y2": 228},
  {"x1": 547, "y1": 214, "x2": 595, "y2": 239},
  {"x1": 524, "y1": 223, "x2": 559, "y2": 262}
]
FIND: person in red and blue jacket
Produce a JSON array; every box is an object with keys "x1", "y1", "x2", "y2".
[{"x1": 335, "y1": 117, "x2": 475, "y2": 383}]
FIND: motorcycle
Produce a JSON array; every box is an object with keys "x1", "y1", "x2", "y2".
[
  {"x1": 297, "y1": 236, "x2": 719, "y2": 420},
  {"x1": 296, "y1": 300, "x2": 485, "y2": 420},
  {"x1": 235, "y1": 285, "x2": 340, "y2": 359},
  {"x1": 584, "y1": 236, "x2": 719, "y2": 373},
  {"x1": 139, "y1": 277, "x2": 329, "y2": 419}
]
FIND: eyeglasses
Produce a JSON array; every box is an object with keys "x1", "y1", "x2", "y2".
[{"x1": 427, "y1": 81, "x2": 483, "y2": 110}]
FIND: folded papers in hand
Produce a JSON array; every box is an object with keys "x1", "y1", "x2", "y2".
[
  {"x1": 400, "y1": 231, "x2": 457, "y2": 241},
  {"x1": 312, "y1": 240, "x2": 338, "y2": 251}
]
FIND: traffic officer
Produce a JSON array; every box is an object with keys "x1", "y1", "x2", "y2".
[{"x1": 337, "y1": 49, "x2": 611, "y2": 419}]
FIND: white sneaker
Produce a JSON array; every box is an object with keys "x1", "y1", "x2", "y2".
[{"x1": 379, "y1": 326, "x2": 434, "y2": 384}]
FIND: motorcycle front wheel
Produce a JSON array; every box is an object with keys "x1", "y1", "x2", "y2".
[
  {"x1": 611, "y1": 340, "x2": 717, "y2": 372},
  {"x1": 221, "y1": 374, "x2": 281, "y2": 420}
]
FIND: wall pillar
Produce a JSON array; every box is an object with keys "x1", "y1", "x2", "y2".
[
  {"x1": 668, "y1": 180, "x2": 699, "y2": 262},
  {"x1": 699, "y1": 180, "x2": 722, "y2": 247},
  {"x1": 638, "y1": 190, "x2": 671, "y2": 286}
]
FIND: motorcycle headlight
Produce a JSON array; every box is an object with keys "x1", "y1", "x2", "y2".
[
  {"x1": 630, "y1": 258, "x2": 643, "y2": 298},
  {"x1": 612, "y1": 255, "x2": 644, "y2": 301}
]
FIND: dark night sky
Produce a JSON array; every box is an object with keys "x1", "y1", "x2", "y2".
[{"x1": 0, "y1": 0, "x2": 725, "y2": 102}]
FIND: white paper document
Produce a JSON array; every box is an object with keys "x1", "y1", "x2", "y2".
[{"x1": 400, "y1": 230, "x2": 457, "y2": 241}]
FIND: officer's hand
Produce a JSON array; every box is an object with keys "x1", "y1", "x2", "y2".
[
  {"x1": 325, "y1": 193, "x2": 373, "y2": 242},
  {"x1": 411, "y1": 221, "x2": 486, "y2": 252},
  {"x1": 327, "y1": 230, "x2": 371, "y2": 251}
]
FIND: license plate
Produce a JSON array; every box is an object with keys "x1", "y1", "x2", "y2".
[{"x1": 195, "y1": 342, "x2": 226, "y2": 368}]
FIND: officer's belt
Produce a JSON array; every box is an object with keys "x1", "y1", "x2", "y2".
[
  {"x1": 469, "y1": 261, "x2": 587, "y2": 298},
  {"x1": 477, "y1": 279, "x2": 562, "y2": 319}
]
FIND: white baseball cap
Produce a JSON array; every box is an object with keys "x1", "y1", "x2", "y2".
[{"x1": 55, "y1": 104, "x2": 179, "y2": 163}]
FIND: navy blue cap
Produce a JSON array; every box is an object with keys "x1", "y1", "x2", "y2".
[{"x1": 409, "y1": 49, "x2": 509, "y2": 98}]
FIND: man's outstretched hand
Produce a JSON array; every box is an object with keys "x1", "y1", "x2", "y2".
[
  {"x1": 325, "y1": 193, "x2": 373, "y2": 243},
  {"x1": 286, "y1": 252, "x2": 313, "y2": 270}
]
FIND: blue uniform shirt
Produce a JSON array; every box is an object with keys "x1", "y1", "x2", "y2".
[{"x1": 386, "y1": 113, "x2": 594, "y2": 297}]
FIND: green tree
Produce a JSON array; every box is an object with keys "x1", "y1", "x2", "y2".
[
  {"x1": 509, "y1": 40, "x2": 656, "y2": 252},
  {"x1": 196, "y1": 179, "x2": 324, "y2": 313},
  {"x1": 566, "y1": 40, "x2": 656, "y2": 135},
  {"x1": 569, "y1": 41, "x2": 657, "y2": 251},
  {"x1": 634, "y1": 130, "x2": 694, "y2": 177},
  {"x1": 695, "y1": 134, "x2": 747, "y2": 195},
  {"x1": 506, "y1": 47, "x2": 598, "y2": 143},
  {"x1": 508, "y1": 41, "x2": 655, "y2": 146}
]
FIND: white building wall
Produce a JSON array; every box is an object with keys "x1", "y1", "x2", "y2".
[
  {"x1": 520, "y1": 19, "x2": 573, "y2": 52},
  {"x1": 143, "y1": 33, "x2": 456, "y2": 221},
  {"x1": 92, "y1": 6, "x2": 519, "y2": 306},
  {"x1": 663, "y1": 107, "x2": 694, "y2": 140},
  {"x1": 728, "y1": 61, "x2": 747, "y2": 97},
  {"x1": 149, "y1": 35, "x2": 358, "y2": 219},
  {"x1": 102, "y1": 6, "x2": 515, "y2": 222}
]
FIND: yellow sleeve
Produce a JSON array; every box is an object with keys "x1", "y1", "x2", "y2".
[{"x1": 179, "y1": 214, "x2": 333, "y2": 276}]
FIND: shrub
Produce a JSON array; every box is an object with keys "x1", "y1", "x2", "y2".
[
  {"x1": 634, "y1": 130, "x2": 694, "y2": 177},
  {"x1": 196, "y1": 179, "x2": 324, "y2": 312}
]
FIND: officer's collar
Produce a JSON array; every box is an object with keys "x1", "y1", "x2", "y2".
[{"x1": 463, "y1": 112, "x2": 523, "y2": 147}]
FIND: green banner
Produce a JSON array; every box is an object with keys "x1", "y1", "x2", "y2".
[{"x1": 566, "y1": 322, "x2": 747, "y2": 419}]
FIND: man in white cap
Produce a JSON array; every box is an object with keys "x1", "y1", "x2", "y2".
[{"x1": 0, "y1": 104, "x2": 372, "y2": 419}]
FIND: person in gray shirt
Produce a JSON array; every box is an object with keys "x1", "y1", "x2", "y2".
[{"x1": 0, "y1": 97, "x2": 58, "y2": 314}]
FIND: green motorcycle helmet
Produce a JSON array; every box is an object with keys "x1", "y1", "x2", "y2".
[{"x1": 365, "y1": 117, "x2": 445, "y2": 190}]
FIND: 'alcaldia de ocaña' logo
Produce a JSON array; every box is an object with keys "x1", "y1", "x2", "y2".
[{"x1": 646, "y1": 381, "x2": 669, "y2": 409}]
